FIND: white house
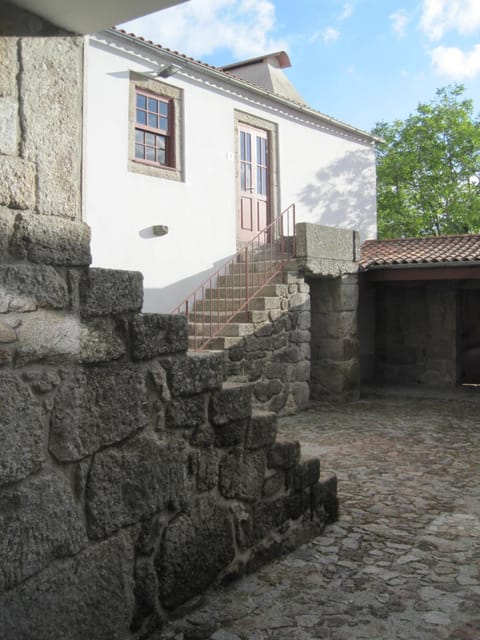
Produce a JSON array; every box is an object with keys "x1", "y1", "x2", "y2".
[{"x1": 83, "y1": 28, "x2": 378, "y2": 312}]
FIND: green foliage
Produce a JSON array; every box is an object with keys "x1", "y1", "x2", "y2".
[{"x1": 372, "y1": 85, "x2": 480, "y2": 238}]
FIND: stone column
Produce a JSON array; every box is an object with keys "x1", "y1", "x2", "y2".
[{"x1": 309, "y1": 274, "x2": 360, "y2": 401}]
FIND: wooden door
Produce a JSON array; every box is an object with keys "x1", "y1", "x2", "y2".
[{"x1": 238, "y1": 124, "x2": 269, "y2": 244}]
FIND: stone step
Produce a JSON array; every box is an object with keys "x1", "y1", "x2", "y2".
[
  {"x1": 193, "y1": 296, "x2": 281, "y2": 313},
  {"x1": 188, "y1": 310, "x2": 270, "y2": 325},
  {"x1": 188, "y1": 322, "x2": 255, "y2": 337},
  {"x1": 228, "y1": 260, "x2": 283, "y2": 275},
  {"x1": 189, "y1": 335, "x2": 243, "y2": 350},
  {"x1": 217, "y1": 272, "x2": 287, "y2": 287},
  {"x1": 204, "y1": 284, "x2": 290, "y2": 300}
]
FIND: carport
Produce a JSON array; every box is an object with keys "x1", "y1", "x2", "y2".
[{"x1": 359, "y1": 234, "x2": 480, "y2": 388}]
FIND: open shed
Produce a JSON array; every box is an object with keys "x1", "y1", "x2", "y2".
[{"x1": 359, "y1": 234, "x2": 480, "y2": 388}]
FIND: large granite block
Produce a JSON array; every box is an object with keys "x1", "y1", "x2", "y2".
[
  {"x1": 0, "y1": 371, "x2": 45, "y2": 484},
  {"x1": 10, "y1": 211, "x2": 91, "y2": 265},
  {"x1": 0, "y1": 264, "x2": 68, "y2": 313},
  {"x1": 166, "y1": 352, "x2": 224, "y2": 397},
  {"x1": 130, "y1": 313, "x2": 188, "y2": 360},
  {"x1": 0, "y1": 535, "x2": 135, "y2": 640},
  {"x1": 219, "y1": 449, "x2": 266, "y2": 501},
  {"x1": 0, "y1": 474, "x2": 86, "y2": 592},
  {"x1": 210, "y1": 382, "x2": 252, "y2": 425},
  {"x1": 86, "y1": 432, "x2": 190, "y2": 539},
  {"x1": 0, "y1": 155, "x2": 36, "y2": 210},
  {"x1": 80, "y1": 268, "x2": 143, "y2": 317},
  {"x1": 50, "y1": 364, "x2": 148, "y2": 461},
  {"x1": 157, "y1": 497, "x2": 235, "y2": 609}
]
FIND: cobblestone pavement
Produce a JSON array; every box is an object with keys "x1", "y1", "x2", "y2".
[{"x1": 157, "y1": 388, "x2": 480, "y2": 640}]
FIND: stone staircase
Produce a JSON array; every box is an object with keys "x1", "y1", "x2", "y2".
[{"x1": 188, "y1": 254, "x2": 299, "y2": 351}]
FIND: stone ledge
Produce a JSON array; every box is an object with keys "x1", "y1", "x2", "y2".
[
  {"x1": 80, "y1": 268, "x2": 143, "y2": 317},
  {"x1": 10, "y1": 211, "x2": 91, "y2": 265},
  {"x1": 130, "y1": 313, "x2": 188, "y2": 360}
]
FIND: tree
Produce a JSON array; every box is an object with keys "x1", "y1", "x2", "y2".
[{"x1": 372, "y1": 85, "x2": 480, "y2": 238}]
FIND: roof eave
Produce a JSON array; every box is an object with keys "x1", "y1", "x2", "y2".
[{"x1": 104, "y1": 27, "x2": 380, "y2": 145}]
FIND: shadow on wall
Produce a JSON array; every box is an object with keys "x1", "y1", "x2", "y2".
[
  {"x1": 297, "y1": 148, "x2": 376, "y2": 240},
  {"x1": 143, "y1": 254, "x2": 236, "y2": 313}
]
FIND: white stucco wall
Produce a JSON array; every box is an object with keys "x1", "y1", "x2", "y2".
[{"x1": 84, "y1": 33, "x2": 376, "y2": 312}]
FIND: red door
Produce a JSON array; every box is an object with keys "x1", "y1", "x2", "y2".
[{"x1": 238, "y1": 124, "x2": 269, "y2": 244}]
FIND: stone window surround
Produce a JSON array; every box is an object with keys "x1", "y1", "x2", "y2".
[
  {"x1": 128, "y1": 71, "x2": 184, "y2": 182},
  {"x1": 234, "y1": 110, "x2": 280, "y2": 230}
]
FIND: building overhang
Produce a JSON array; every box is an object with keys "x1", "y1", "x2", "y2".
[
  {"x1": 361, "y1": 262, "x2": 480, "y2": 283},
  {"x1": 8, "y1": 0, "x2": 188, "y2": 34}
]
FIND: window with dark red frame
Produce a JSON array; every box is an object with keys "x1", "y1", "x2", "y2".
[{"x1": 134, "y1": 90, "x2": 174, "y2": 167}]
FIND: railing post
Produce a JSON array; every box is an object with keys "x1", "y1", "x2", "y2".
[{"x1": 245, "y1": 246, "x2": 249, "y2": 313}]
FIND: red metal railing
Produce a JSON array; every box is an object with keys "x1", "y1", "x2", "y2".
[{"x1": 171, "y1": 204, "x2": 296, "y2": 351}]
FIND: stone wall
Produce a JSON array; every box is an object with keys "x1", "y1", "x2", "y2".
[
  {"x1": 0, "y1": 3, "x2": 83, "y2": 220},
  {"x1": 0, "y1": 219, "x2": 337, "y2": 639},
  {"x1": 294, "y1": 223, "x2": 361, "y2": 401},
  {"x1": 223, "y1": 273, "x2": 312, "y2": 415},
  {"x1": 309, "y1": 274, "x2": 360, "y2": 401},
  {"x1": 369, "y1": 281, "x2": 458, "y2": 386}
]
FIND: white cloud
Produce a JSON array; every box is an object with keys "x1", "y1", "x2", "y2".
[
  {"x1": 323, "y1": 26, "x2": 341, "y2": 43},
  {"x1": 339, "y1": 3, "x2": 353, "y2": 21},
  {"x1": 430, "y1": 44, "x2": 480, "y2": 78},
  {"x1": 390, "y1": 10, "x2": 409, "y2": 38},
  {"x1": 118, "y1": 0, "x2": 286, "y2": 60},
  {"x1": 420, "y1": 0, "x2": 480, "y2": 41}
]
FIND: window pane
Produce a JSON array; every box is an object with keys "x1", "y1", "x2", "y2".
[
  {"x1": 159, "y1": 101, "x2": 169, "y2": 116},
  {"x1": 146, "y1": 146, "x2": 155, "y2": 162},
  {"x1": 148, "y1": 97, "x2": 158, "y2": 113},
  {"x1": 257, "y1": 167, "x2": 267, "y2": 195},
  {"x1": 135, "y1": 143, "x2": 144, "y2": 159},
  {"x1": 136, "y1": 94, "x2": 146, "y2": 109},
  {"x1": 159, "y1": 117, "x2": 168, "y2": 131},
  {"x1": 156, "y1": 135, "x2": 166, "y2": 150},
  {"x1": 148, "y1": 113, "x2": 158, "y2": 128},
  {"x1": 245, "y1": 134, "x2": 251, "y2": 162},
  {"x1": 157, "y1": 149, "x2": 166, "y2": 165},
  {"x1": 135, "y1": 129, "x2": 144, "y2": 143},
  {"x1": 146, "y1": 132, "x2": 155, "y2": 146},
  {"x1": 136, "y1": 109, "x2": 147, "y2": 125}
]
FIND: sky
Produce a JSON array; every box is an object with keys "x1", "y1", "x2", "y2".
[{"x1": 119, "y1": 0, "x2": 480, "y2": 133}]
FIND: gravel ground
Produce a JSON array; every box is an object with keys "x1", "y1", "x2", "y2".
[{"x1": 156, "y1": 387, "x2": 480, "y2": 640}]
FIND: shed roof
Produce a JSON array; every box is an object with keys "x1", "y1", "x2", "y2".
[{"x1": 361, "y1": 235, "x2": 480, "y2": 270}]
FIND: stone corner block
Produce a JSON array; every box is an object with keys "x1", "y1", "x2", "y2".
[
  {"x1": 80, "y1": 268, "x2": 143, "y2": 317},
  {"x1": 267, "y1": 439, "x2": 301, "y2": 470},
  {"x1": 166, "y1": 351, "x2": 224, "y2": 397},
  {"x1": 210, "y1": 382, "x2": 253, "y2": 426},
  {"x1": 130, "y1": 313, "x2": 188, "y2": 360},
  {"x1": 246, "y1": 411, "x2": 277, "y2": 450},
  {"x1": 10, "y1": 211, "x2": 91, "y2": 266},
  {"x1": 288, "y1": 457, "x2": 320, "y2": 491}
]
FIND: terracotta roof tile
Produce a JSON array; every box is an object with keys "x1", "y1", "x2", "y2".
[{"x1": 360, "y1": 235, "x2": 480, "y2": 269}]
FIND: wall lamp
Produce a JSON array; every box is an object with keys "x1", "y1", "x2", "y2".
[{"x1": 155, "y1": 63, "x2": 182, "y2": 78}]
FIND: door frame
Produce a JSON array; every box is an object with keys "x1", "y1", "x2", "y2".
[{"x1": 234, "y1": 110, "x2": 280, "y2": 248}]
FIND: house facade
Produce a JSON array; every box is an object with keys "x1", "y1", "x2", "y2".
[{"x1": 84, "y1": 28, "x2": 378, "y2": 312}]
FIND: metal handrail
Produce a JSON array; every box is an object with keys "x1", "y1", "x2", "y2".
[{"x1": 171, "y1": 204, "x2": 296, "y2": 351}]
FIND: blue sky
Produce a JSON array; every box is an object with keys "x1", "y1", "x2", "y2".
[{"x1": 120, "y1": 0, "x2": 480, "y2": 133}]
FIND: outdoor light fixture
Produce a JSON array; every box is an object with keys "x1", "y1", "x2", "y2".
[{"x1": 155, "y1": 63, "x2": 182, "y2": 78}]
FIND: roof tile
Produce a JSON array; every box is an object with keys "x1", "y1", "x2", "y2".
[{"x1": 360, "y1": 235, "x2": 480, "y2": 269}]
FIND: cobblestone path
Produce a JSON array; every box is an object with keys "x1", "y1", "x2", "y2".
[{"x1": 157, "y1": 389, "x2": 480, "y2": 640}]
